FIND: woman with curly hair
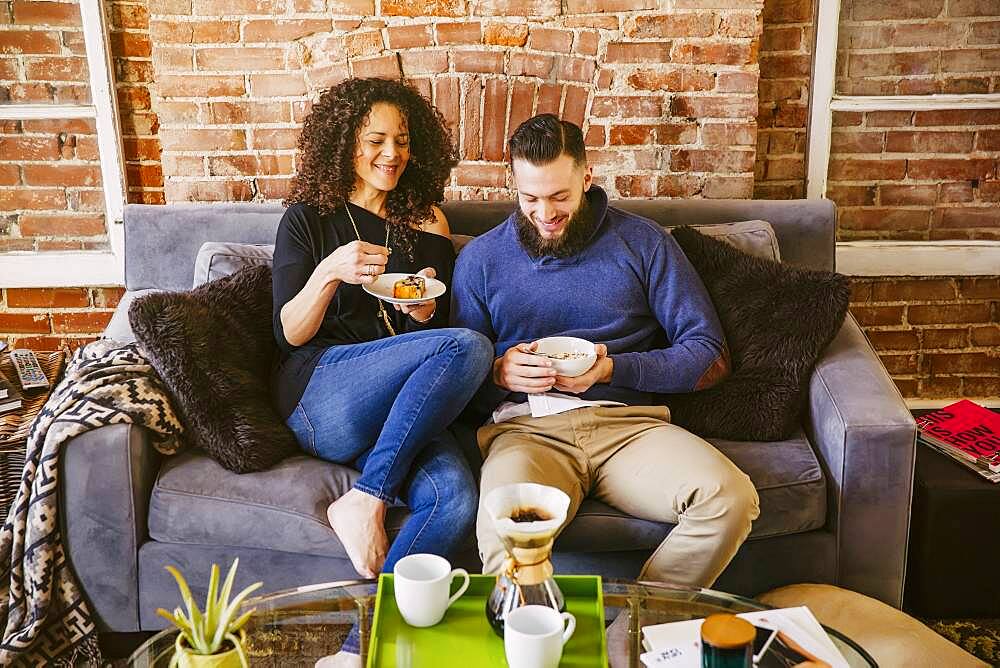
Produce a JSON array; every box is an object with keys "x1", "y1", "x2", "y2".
[{"x1": 271, "y1": 77, "x2": 492, "y2": 582}]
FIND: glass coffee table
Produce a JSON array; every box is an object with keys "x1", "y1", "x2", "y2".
[{"x1": 129, "y1": 579, "x2": 876, "y2": 666}]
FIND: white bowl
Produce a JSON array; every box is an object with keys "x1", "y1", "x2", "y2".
[{"x1": 533, "y1": 336, "x2": 597, "y2": 377}]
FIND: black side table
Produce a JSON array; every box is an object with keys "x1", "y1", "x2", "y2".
[{"x1": 904, "y1": 439, "x2": 1000, "y2": 618}]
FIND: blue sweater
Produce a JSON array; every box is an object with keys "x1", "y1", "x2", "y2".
[{"x1": 451, "y1": 185, "x2": 729, "y2": 410}]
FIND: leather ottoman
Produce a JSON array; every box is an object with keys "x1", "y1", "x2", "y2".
[
  {"x1": 904, "y1": 443, "x2": 1000, "y2": 619},
  {"x1": 760, "y1": 584, "x2": 986, "y2": 668}
]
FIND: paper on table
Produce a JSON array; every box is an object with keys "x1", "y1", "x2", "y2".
[
  {"x1": 640, "y1": 607, "x2": 849, "y2": 668},
  {"x1": 641, "y1": 644, "x2": 700, "y2": 667},
  {"x1": 640, "y1": 619, "x2": 702, "y2": 666}
]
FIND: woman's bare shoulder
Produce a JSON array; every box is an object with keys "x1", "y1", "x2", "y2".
[{"x1": 421, "y1": 205, "x2": 450, "y2": 238}]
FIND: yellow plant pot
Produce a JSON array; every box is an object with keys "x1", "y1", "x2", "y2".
[{"x1": 173, "y1": 630, "x2": 247, "y2": 668}]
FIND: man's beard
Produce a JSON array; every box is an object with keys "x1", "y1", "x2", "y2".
[{"x1": 515, "y1": 196, "x2": 596, "y2": 259}]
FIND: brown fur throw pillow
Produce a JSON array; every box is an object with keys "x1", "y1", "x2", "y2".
[
  {"x1": 665, "y1": 226, "x2": 850, "y2": 441},
  {"x1": 128, "y1": 264, "x2": 298, "y2": 473}
]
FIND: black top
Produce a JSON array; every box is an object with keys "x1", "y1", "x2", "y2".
[{"x1": 270, "y1": 202, "x2": 456, "y2": 419}]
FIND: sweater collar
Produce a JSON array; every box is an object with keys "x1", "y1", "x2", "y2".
[{"x1": 587, "y1": 184, "x2": 610, "y2": 233}]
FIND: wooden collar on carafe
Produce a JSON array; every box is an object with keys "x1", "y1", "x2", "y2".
[{"x1": 502, "y1": 555, "x2": 554, "y2": 586}]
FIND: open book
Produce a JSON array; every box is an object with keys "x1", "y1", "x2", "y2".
[{"x1": 640, "y1": 606, "x2": 850, "y2": 668}]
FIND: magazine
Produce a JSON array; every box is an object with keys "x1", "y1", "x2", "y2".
[
  {"x1": 639, "y1": 606, "x2": 849, "y2": 668},
  {"x1": 915, "y1": 400, "x2": 1000, "y2": 483},
  {"x1": 0, "y1": 369, "x2": 22, "y2": 414}
]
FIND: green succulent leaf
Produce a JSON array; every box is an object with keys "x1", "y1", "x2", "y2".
[
  {"x1": 156, "y1": 608, "x2": 196, "y2": 650},
  {"x1": 155, "y1": 608, "x2": 177, "y2": 625},
  {"x1": 161, "y1": 560, "x2": 257, "y2": 659},
  {"x1": 229, "y1": 608, "x2": 255, "y2": 634},
  {"x1": 217, "y1": 560, "x2": 239, "y2": 618},
  {"x1": 211, "y1": 580, "x2": 262, "y2": 648},
  {"x1": 165, "y1": 565, "x2": 204, "y2": 631},
  {"x1": 227, "y1": 631, "x2": 250, "y2": 668},
  {"x1": 205, "y1": 563, "x2": 221, "y2": 634}
]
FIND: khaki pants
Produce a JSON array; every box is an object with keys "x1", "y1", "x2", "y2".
[{"x1": 475, "y1": 405, "x2": 760, "y2": 588}]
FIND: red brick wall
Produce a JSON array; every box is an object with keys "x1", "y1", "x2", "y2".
[
  {"x1": 0, "y1": 116, "x2": 107, "y2": 251},
  {"x1": 0, "y1": 286, "x2": 123, "y2": 350},
  {"x1": 830, "y1": 109, "x2": 999, "y2": 240},
  {"x1": 147, "y1": 2, "x2": 762, "y2": 202},
  {"x1": 112, "y1": 0, "x2": 164, "y2": 206},
  {"x1": 837, "y1": 0, "x2": 1000, "y2": 95},
  {"x1": 0, "y1": 0, "x2": 90, "y2": 104},
  {"x1": 850, "y1": 277, "x2": 1000, "y2": 399},
  {"x1": 754, "y1": 0, "x2": 810, "y2": 200}
]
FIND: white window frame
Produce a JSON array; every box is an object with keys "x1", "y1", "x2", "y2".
[
  {"x1": 806, "y1": 0, "x2": 1000, "y2": 276},
  {"x1": 0, "y1": 0, "x2": 125, "y2": 288}
]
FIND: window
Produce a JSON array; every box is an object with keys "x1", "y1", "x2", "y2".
[
  {"x1": 0, "y1": 0, "x2": 125, "y2": 287},
  {"x1": 807, "y1": 0, "x2": 1000, "y2": 275}
]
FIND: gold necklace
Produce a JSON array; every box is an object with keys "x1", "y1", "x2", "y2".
[{"x1": 345, "y1": 202, "x2": 397, "y2": 337}]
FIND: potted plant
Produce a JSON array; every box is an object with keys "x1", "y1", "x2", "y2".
[{"x1": 157, "y1": 558, "x2": 263, "y2": 668}]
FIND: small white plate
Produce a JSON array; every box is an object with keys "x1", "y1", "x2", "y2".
[{"x1": 363, "y1": 272, "x2": 447, "y2": 305}]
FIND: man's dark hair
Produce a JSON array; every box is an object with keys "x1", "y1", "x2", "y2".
[{"x1": 508, "y1": 114, "x2": 586, "y2": 167}]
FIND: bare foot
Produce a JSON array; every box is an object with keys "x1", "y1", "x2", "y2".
[
  {"x1": 315, "y1": 651, "x2": 362, "y2": 668},
  {"x1": 327, "y1": 488, "x2": 388, "y2": 578}
]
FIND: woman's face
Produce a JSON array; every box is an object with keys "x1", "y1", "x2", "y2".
[{"x1": 353, "y1": 102, "x2": 410, "y2": 195}]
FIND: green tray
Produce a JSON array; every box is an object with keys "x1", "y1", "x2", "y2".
[{"x1": 366, "y1": 574, "x2": 608, "y2": 667}]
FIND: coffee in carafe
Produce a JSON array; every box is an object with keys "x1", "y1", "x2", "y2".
[{"x1": 510, "y1": 507, "x2": 551, "y2": 523}]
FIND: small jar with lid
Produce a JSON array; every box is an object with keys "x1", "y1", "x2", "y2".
[{"x1": 700, "y1": 613, "x2": 755, "y2": 668}]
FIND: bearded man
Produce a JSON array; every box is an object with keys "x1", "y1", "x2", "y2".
[{"x1": 450, "y1": 114, "x2": 760, "y2": 587}]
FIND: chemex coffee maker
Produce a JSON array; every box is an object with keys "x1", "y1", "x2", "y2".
[{"x1": 484, "y1": 482, "x2": 571, "y2": 637}]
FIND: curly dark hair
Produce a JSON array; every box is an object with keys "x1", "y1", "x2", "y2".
[{"x1": 285, "y1": 78, "x2": 458, "y2": 259}]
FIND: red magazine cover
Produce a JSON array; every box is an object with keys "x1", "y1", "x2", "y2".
[{"x1": 916, "y1": 400, "x2": 1000, "y2": 478}]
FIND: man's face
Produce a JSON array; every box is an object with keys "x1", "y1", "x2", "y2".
[{"x1": 512, "y1": 154, "x2": 593, "y2": 241}]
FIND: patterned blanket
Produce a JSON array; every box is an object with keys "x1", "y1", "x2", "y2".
[{"x1": 0, "y1": 340, "x2": 184, "y2": 666}]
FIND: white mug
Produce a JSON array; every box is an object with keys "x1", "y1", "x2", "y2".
[
  {"x1": 393, "y1": 553, "x2": 470, "y2": 627},
  {"x1": 504, "y1": 605, "x2": 576, "y2": 668}
]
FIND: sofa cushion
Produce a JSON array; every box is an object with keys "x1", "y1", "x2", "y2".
[
  {"x1": 693, "y1": 220, "x2": 780, "y2": 262},
  {"x1": 664, "y1": 226, "x2": 850, "y2": 441},
  {"x1": 103, "y1": 289, "x2": 162, "y2": 343},
  {"x1": 129, "y1": 265, "x2": 299, "y2": 473},
  {"x1": 193, "y1": 241, "x2": 274, "y2": 287},
  {"x1": 148, "y1": 452, "x2": 413, "y2": 560},
  {"x1": 147, "y1": 429, "x2": 824, "y2": 558}
]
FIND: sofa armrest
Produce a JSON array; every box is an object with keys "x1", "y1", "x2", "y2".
[
  {"x1": 60, "y1": 423, "x2": 162, "y2": 632},
  {"x1": 805, "y1": 314, "x2": 916, "y2": 607}
]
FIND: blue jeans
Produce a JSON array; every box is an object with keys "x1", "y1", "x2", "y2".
[{"x1": 286, "y1": 328, "x2": 492, "y2": 570}]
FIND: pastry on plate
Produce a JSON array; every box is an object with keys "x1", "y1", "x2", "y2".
[{"x1": 393, "y1": 275, "x2": 425, "y2": 299}]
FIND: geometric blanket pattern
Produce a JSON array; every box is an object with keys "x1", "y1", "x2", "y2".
[{"x1": 0, "y1": 340, "x2": 183, "y2": 666}]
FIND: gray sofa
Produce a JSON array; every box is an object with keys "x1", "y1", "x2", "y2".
[{"x1": 61, "y1": 198, "x2": 916, "y2": 633}]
